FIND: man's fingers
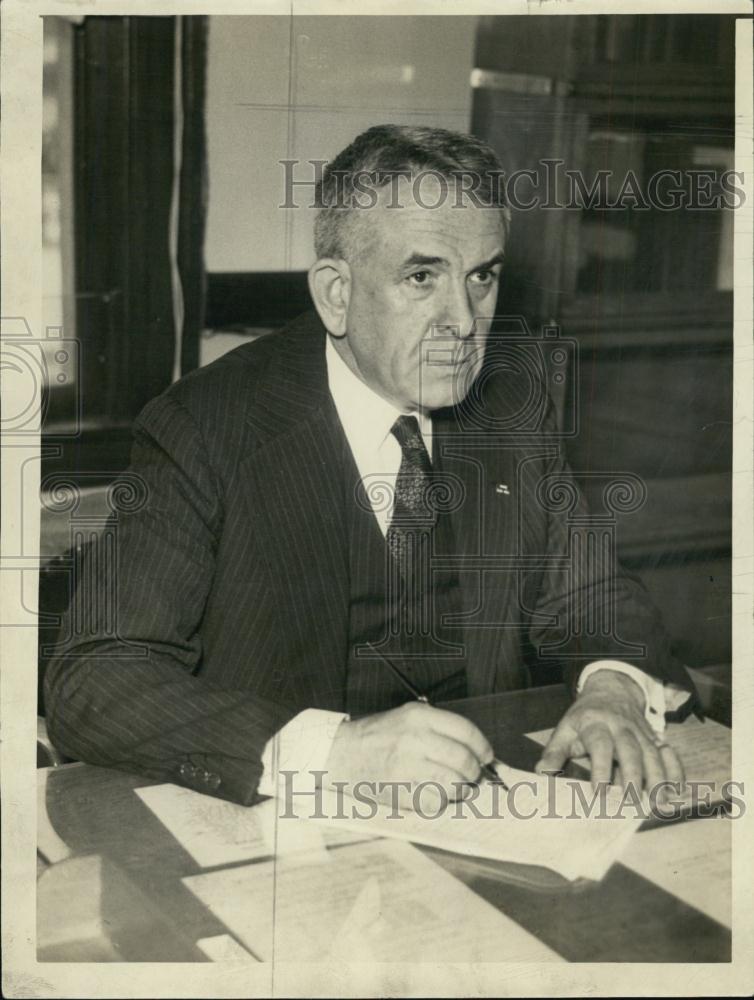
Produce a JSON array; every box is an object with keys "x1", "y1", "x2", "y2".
[
  {"x1": 612, "y1": 730, "x2": 643, "y2": 792},
  {"x1": 424, "y1": 767, "x2": 475, "y2": 800},
  {"x1": 657, "y1": 742, "x2": 685, "y2": 785},
  {"x1": 413, "y1": 774, "x2": 473, "y2": 805},
  {"x1": 535, "y1": 723, "x2": 574, "y2": 775},
  {"x1": 571, "y1": 738, "x2": 586, "y2": 758},
  {"x1": 414, "y1": 751, "x2": 477, "y2": 800},
  {"x1": 635, "y1": 734, "x2": 666, "y2": 793},
  {"x1": 633, "y1": 728, "x2": 684, "y2": 790},
  {"x1": 423, "y1": 706, "x2": 494, "y2": 766},
  {"x1": 419, "y1": 731, "x2": 484, "y2": 783},
  {"x1": 579, "y1": 724, "x2": 614, "y2": 787}
]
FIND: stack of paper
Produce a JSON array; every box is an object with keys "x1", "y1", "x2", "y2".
[
  {"x1": 297, "y1": 766, "x2": 643, "y2": 882},
  {"x1": 138, "y1": 768, "x2": 642, "y2": 882},
  {"x1": 620, "y1": 816, "x2": 731, "y2": 928},
  {"x1": 183, "y1": 839, "x2": 562, "y2": 962},
  {"x1": 136, "y1": 784, "x2": 375, "y2": 868}
]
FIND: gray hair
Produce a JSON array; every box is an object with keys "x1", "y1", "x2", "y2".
[{"x1": 313, "y1": 124, "x2": 509, "y2": 261}]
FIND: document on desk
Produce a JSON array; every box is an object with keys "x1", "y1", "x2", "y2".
[
  {"x1": 525, "y1": 714, "x2": 731, "y2": 808},
  {"x1": 183, "y1": 838, "x2": 563, "y2": 962},
  {"x1": 619, "y1": 816, "x2": 731, "y2": 929},
  {"x1": 294, "y1": 768, "x2": 644, "y2": 882},
  {"x1": 135, "y1": 784, "x2": 375, "y2": 868}
]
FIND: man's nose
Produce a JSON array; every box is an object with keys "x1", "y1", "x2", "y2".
[{"x1": 433, "y1": 282, "x2": 475, "y2": 341}]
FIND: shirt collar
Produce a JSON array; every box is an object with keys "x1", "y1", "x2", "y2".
[{"x1": 325, "y1": 335, "x2": 432, "y2": 452}]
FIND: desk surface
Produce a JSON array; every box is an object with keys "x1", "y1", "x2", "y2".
[{"x1": 37, "y1": 678, "x2": 731, "y2": 964}]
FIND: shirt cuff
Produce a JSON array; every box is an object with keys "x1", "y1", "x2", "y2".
[
  {"x1": 257, "y1": 708, "x2": 349, "y2": 798},
  {"x1": 576, "y1": 660, "x2": 691, "y2": 736}
]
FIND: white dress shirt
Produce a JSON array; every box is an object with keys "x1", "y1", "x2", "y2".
[{"x1": 257, "y1": 335, "x2": 688, "y2": 796}]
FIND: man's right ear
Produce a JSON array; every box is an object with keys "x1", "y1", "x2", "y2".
[{"x1": 307, "y1": 258, "x2": 351, "y2": 338}]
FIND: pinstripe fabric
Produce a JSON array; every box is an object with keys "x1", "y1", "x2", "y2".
[
  {"x1": 344, "y1": 436, "x2": 468, "y2": 717},
  {"x1": 44, "y1": 312, "x2": 697, "y2": 805}
]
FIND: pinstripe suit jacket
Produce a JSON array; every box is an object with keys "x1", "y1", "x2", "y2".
[{"x1": 44, "y1": 311, "x2": 695, "y2": 805}]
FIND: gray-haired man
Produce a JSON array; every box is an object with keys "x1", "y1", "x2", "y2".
[{"x1": 46, "y1": 125, "x2": 696, "y2": 808}]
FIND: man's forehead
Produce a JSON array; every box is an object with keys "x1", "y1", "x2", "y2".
[
  {"x1": 366, "y1": 179, "x2": 505, "y2": 251},
  {"x1": 371, "y1": 172, "x2": 494, "y2": 211}
]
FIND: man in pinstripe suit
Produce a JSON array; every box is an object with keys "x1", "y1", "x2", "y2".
[{"x1": 45, "y1": 125, "x2": 697, "y2": 809}]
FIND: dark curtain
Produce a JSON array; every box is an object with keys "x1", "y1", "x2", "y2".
[
  {"x1": 72, "y1": 14, "x2": 208, "y2": 426},
  {"x1": 40, "y1": 15, "x2": 208, "y2": 713},
  {"x1": 177, "y1": 16, "x2": 208, "y2": 375}
]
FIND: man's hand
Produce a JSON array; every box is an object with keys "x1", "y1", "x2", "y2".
[
  {"x1": 535, "y1": 669, "x2": 684, "y2": 792},
  {"x1": 325, "y1": 702, "x2": 494, "y2": 808}
]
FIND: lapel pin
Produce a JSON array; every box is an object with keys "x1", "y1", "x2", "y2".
[{"x1": 495, "y1": 483, "x2": 510, "y2": 496}]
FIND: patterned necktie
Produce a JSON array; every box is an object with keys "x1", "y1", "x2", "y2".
[{"x1": 387, "y1": 414, "x2": 436, "y2": 568}]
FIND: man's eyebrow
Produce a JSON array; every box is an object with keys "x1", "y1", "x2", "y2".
[
  {"x1": 401, "y1": 253, "x2": 449, "y2": 270},
  {"x1": 470, "y1": 251, "x2": 505, "y2": 273},
  {"x1": 399, "y1": 250, "x2": 506, "y2": 272}
]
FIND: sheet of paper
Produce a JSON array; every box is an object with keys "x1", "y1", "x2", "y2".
[
  {"x1": 290, "y1": 768, "x2": 644, "y2": 882},
  {"x1": 620, "y1": 817, "x2": 731, "y2": 928},
  {"x1": 136, "y1": 768, "x2": 642, "y2": 882},
  {"x1": 525, "y1": 714, "x2": 731, "y2": 808},
  {"x1": 38, "y1": 768, "x2": 74, "y2": 865},
  {"x1": 196, "y1": 934, "x2": 259, "y2": 962},
  {"x1": 183, "y1": 838, "x2": 563, "y2": 963},
  {"x1": 135, "y1": 783, "x2": 375, "y2": 868}
]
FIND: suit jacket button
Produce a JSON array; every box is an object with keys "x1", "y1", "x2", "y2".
[{"x1": 207, "y1": 773, "x2": 221, "y2": 790}]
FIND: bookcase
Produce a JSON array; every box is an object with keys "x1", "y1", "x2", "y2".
[{"x1": 472, "y1": 14, "x2": 735, "y2": 668}]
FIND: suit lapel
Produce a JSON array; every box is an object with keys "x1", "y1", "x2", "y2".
[
  {"x1": 236, "y1": 315, "x2": 527, "y2": 705},
  {"x1": 239, "y1": 318, "x2": 350, "y2": 709},
  {"x1": 432, "y1": 406, "x2": 520, "y2": 695}
]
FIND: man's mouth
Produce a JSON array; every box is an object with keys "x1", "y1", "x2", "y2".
[{"x1": 424, "y1": 346, "x2": 471, "y2": 368}]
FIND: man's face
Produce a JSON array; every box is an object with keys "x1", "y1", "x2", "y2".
[{"x1": 337, "y1": 176, "x2": 506, "y2": 412}]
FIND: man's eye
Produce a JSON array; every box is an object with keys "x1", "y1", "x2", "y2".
[
  {"x1": 470, "y1": 269, "x2": 493, "y2": 285},
  {"x1": 407, "y1": 271, "x2": 432, "y2": 286}
]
